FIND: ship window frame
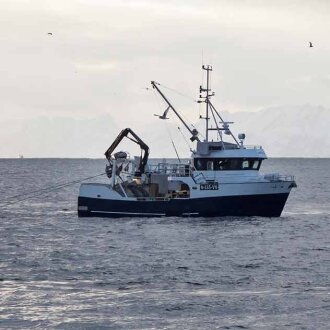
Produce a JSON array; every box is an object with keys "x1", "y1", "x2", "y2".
[{"x1": 194, "y1": 158, "x2": 262, "y2": 171}]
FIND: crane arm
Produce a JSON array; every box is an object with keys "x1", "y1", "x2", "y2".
[
  {"x1": 104, "y1": 128, "x2": 150, "y2": 175},
  {"x1": 151, "y1": 81, "x2": 199, "y2": 142}
]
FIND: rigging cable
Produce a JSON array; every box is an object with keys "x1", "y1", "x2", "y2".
[
  {"x1": 165, "y1": 105, "x2": 195, "y2": 153},
  {"x1": 0, "y1": 172, "x2": 106, "y2": 207},
  {"x1": 171, "y1": 141, "x2": 181, "y2": 163},
  {"x1": 155, "y1": 82, "x2": 200, "y2": 131},
  {"x1": 177, "y1": 126, "x2": 194, "y2": 154},
  {"x1": 157, "y1": 82, "x2": 197, "y2": 103},
  {"x1": 152, "y1": 84, "x2": 202, "y2": 146},
  {"x1": 152, "y1": 88, "x2": 178, "y2": 160},
  {"x1": 151, "y1": 81, "x2": 204, "y2": 151},
  {"x1": 151, "y1": 87, "x2": 180, "y2": 161},
  {"x1": 164, "y1": 119, "x2": 181, "y2": 163}
]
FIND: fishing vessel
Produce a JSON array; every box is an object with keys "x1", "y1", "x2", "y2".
[{"x1": 78, "y1": 65, "x2": 296, "y2": 218}]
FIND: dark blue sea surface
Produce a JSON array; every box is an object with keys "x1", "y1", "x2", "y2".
[{"x1": 0, "y1": 158, "x2": 329, "y2": 329}]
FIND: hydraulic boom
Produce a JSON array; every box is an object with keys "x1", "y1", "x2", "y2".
[{"x1": 104, "y1": 128, "x2": 150, "y2": 175}]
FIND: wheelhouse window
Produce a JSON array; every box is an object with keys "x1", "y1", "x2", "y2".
[
  {"x1": 207, "y1": 161, "x2": 214, "y2": 170},
  {"x1": 195, "y1": 159, "x2": 203, "y2": 170},
  {"x1": 242, "y1": 160, "x2": 249, "y2": 169},
  {"x1": 194, "y1": 158, "x2": 262, "y2": 171},
  {"x1": 252, "y1": 160, "x2": 260, "y2": 169}
]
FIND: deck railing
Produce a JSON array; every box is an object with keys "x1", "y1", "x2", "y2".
[
  {"x1": 243, "y1": 145, "x2": 263, "y2": 150},
  {"x1": 264, "y1": 173, "x2": 295, "y2": 182},
  {"x1": 147, "y1": 163, "x2": 192, "y2": 177}
]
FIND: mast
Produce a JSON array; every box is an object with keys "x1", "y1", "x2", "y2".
[
  {"x1": 198, "y1": 65, "x2": 214, "y2": 142},
  {"x1": 197, "y1": 65, "x2": 240, "y2": 147},
  {"x1": 152, "y1": 66, "x2": 240, "y2": 147}
]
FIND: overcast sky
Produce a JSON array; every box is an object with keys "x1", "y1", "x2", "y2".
[{"x1": 1, "y1": 0, "x2": 330, "y2": 152}]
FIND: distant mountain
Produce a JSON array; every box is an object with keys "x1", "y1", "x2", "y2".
[
  {"x1": 221, "y1": 104, "x2": 330, "y2": 157},
  {"x1": 0, "y1": 105, "x2": 329, "y2": 158},
  {"x1": 0, "y1": 115, "x2": 118, "y2": 158}
]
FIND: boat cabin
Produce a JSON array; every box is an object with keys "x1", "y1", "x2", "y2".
[{"x1": 192, "y1": 140, "x2": 267, "y2": 172}]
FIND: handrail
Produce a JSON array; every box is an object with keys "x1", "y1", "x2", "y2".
[
  {"x1": 147, "y1": 162, "x2": 192, "y2": 177},
  {"x1": 264, "y1": 173, "x2": 295, "y2": 182},
  {"x1": 243, "y1": 145, "x2": 263, "y2": 150}
]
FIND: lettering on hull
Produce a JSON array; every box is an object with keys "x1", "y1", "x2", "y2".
[{"x1": 200, "y1": 182, "x2": 219, "y2": 190}]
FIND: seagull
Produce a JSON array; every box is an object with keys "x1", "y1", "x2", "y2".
[
  {"x1": 309, "y1": 41, "x2": 313, "y2": 48},
  {"x1": 154, "y1": 106, "x2": 170, "y2": 120},
  {"x1": 154, "y1": 113, "x2": 169, "y2": 120}
]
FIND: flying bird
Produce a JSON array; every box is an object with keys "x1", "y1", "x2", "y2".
[
  {"x1": 153, "y1": 113, "x2": 169, "y2": 120},
  {"x1": 47, "y1": 32, "x2": 53, "y2": 35},
  {"x1": 154, "y1": 106, "x2": 170, "y2": 120},
  {"x1": 309, "y1": 41, "x2": 313, "y2": 48}
]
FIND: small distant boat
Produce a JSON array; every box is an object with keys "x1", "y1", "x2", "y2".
[
  {"x1": 19, "y1": 155, "x2": 24, "y2": 159},
  {"x1": 78, "y1": 65, "x2": 297, "y2": 218}
]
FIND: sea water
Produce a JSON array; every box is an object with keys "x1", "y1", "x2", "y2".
[{"x1": 0, "y1": 158, "x2": 329, "y2": 329}]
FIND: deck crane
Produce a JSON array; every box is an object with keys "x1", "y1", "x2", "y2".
[{"x1": 104, "y1": 128, "x2": 150, "y2": 176}]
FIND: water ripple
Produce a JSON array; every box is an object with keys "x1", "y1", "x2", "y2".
[{"x1": 0, "y1": 158, "x2": 329, "y2": 329}]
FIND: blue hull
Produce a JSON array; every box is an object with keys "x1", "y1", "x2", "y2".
[{"x1": 78, "y1": 193, "x2": 290, "y2": 218}]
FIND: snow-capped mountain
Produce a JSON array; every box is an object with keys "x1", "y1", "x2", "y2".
[{"x1": 0, "y1": 105, "x2": 329, "y2": 158}]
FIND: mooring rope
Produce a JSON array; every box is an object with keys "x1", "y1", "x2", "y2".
[{"x1": 0, "y1": 172, "x2": 106, "y2": 207}]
